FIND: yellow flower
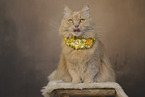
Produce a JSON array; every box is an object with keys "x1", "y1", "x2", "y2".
[
  {"x1": 69, "y1": 38, "x2": 74, "y2": 42},
  {"x1": 86, "y1": 38, "x2": 93, "y2": 46},
  {"x1": 75, "y1": 45, "x2": 79, "y2": 50},
  {"x1": 64, "y1": 38, "x2": 67, "y2": 42},
  {"x1": 92, "y1": 38, "x2": 95, "y2": 41}
]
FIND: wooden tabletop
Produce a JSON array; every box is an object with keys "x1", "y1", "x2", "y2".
[{"x1": 50, "y1": 88, "x2": 116, "y2": 97}]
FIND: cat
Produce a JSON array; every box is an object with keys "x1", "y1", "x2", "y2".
[{"x1": 49, "y1": 5, "x2": 115, "y2": 83}]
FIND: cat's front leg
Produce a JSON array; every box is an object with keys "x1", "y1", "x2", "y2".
[
  {"x1": 67, "y1": 63, "x2": 82, "y2": 83},
  {"x1": 83, "y1": 61, "x2": 99, "y2": 83},
  {"x1": 84, "y1": 71, "x2": 99, "y2": 83},
  {"x1": 69, "y1": 69, "x2": 82, "y2": 83}
]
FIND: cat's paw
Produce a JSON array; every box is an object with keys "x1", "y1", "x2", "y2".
[
  {"x1": 84, "y1": 79, "x2": 94, "y2": 83},
  {"x1": 72, "y1": 79, "x2": 82, "y2": 83}
]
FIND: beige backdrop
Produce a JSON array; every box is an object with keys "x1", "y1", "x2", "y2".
[{"x1": 0, "y1": 0, "x2": 145, "y2": 97}]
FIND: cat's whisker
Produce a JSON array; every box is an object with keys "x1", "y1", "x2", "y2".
[{"x1": 48, "y1": 19, "x2": 60, "y2": 32}]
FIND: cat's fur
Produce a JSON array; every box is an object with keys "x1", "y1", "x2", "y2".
[{"x1": 50, "y1": 5, "x2": 115, "y2": 83}]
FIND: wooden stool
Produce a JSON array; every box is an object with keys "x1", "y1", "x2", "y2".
[{"x1": 50, "y1": 88, "x2": 116, "y2": 97}]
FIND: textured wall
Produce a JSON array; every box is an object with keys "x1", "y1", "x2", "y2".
[{"x1": 0, "y1": 0, "x2": 145, "y2": 97}]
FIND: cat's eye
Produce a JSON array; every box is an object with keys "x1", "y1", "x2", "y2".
[
  {"x1": 68, "y1": 19, "x2": 73, "y2": 23},
  {"x1": 80, "y1": 19, "x2": 86, "y2": 23}
]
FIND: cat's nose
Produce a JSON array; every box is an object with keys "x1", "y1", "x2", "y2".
[{"x1": 73, "y1": 27, "x2": 80, "y2": 32}]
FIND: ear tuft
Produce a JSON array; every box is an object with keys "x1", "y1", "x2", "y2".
[
  {"x1": 82, "y1": 4, "x2": 90, "y2": 18},
  {"x1": 64, "y1": 6, "x2": 72, "y2": 18}
]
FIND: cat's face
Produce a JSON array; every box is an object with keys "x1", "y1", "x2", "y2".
[{"x1": 59, "y1": 5, "x2": 96, "y2": 39}]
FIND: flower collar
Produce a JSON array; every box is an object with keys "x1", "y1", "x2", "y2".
[{"x1": 64, "y1": 37, "x2": 96, "y2": 50}]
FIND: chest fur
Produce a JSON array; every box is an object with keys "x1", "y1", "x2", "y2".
[{"x1": 62, "y1": 41, "x2": 98, "y2": 64}]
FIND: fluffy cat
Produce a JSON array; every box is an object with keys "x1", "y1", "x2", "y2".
[{"x1": 49, "y1": 5, "x2": 115, "y2": 83}]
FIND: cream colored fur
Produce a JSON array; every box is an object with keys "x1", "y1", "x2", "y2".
[{"x1": 52, "y1": 5, "x2": 115, "y2": 83}]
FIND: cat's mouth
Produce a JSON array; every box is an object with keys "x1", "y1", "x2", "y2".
[{"x1": 71, "y1": 27, "x2": 82, "y2": 36}]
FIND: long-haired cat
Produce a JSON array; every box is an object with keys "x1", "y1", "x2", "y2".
[{"x1": 49, "y1": 5, "x2": 115, "y2": 83}]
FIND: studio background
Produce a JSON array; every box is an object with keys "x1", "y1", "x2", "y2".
[{"x1": 0, "y1": 0, "x2": 145, "y2": 97}]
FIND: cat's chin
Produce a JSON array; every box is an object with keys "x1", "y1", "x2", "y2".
[{"x1": 71, "y1": 32, "x2": 82, "y2": 37}]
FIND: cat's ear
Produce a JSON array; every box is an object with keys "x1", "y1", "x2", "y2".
[
  {"x1": 81, "y1": 4, "x2": 89, "y2": 18},
  {"x1": 64, "y1": 6, "x2": 72, "y2": 18}
]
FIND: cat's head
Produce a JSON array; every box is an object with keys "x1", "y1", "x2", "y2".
[{"x1": 59, "y1": 5, "x2": 96, "y2": 39}]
